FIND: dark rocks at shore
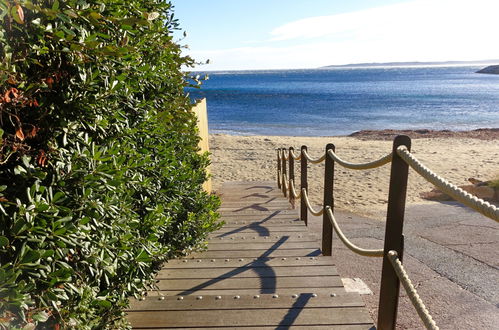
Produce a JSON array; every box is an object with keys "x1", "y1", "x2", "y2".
[
  {"x1": 349, "y1": 128, "x2": 499, "y2": 140},
  {"x1": 476, "y1": 65, "x2": 499, "y2": 74}
]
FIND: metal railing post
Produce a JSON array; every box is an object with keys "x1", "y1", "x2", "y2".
[
  {"x1": 277, "y1": 149, "x2": 281, "y2": 189},
  {"x1": 300, "y1": 145, "x2": 308, "y2": 226},
  {"x1": 281, "y1": 148, "x2": 287, "y2": 197},
  {"x1": 322, "y1": 143, "x2": 335, "y2": 256},
  {"x1": 288, "y1": 147, "x2": 295, "y2": 203},
  {"x1": 377, "y1": 135, "x2": 411, "y2": 330}
]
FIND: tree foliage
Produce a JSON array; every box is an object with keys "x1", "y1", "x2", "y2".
[{"x1": 0, "y1": 0, "x2": 220, "y2": 328}]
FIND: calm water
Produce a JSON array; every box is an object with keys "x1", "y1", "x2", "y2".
[{"x1": 188, "y1": 66, "x2": 499, "y2": 136}]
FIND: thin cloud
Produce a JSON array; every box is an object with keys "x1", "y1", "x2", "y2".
[
  {"x1": 270, "y1": 0, "x2": 498, "y2": 42},
  {"x1": 191, "y1": 0, "x2": 499, "y2": 70}
]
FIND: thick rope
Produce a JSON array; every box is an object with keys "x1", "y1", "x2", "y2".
[
  {"x1": 302, "y1": 149, "x2": 326, "y2": 164},
  {"x1": 325, "y1": 207, "x2": 384, "y2": 257},
  {"x1": 289, "y1": 180, "x2": 301, "y2": 199},
  {"x1": 282, "y1": 151, "x2": 290, "y2": 161},
  {"x1": 327, "y1": 149, "x2": 393, "y2": 170},
  {"x1": 397, "y1": 147, "x2": 499, "y2": 222},
  {"x1": 388, "y1": 251, "x2": 439, "y2": 330},
  {"x1": 282, "y1": 173, "x2": 289, "y2": 191},
  {"x1": 301, "y1": 188, "x2": 324, "y2": 216},
  {"x1": 290, "y1": 149, "x2": 301, "y2": 161}
]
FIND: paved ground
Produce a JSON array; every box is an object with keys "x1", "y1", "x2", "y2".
[{"x1": 305, "y1": 201, "x2": 498, "y2": 329}]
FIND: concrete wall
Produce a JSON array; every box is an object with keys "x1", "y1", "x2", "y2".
[{"x1": 192, "y1": 98, "x2": 212, "y2": 193}]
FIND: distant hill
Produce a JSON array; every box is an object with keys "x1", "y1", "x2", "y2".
[
  {"x1": 476, "y1": 65, "x2": 499, "y2": 74},
  {"x1": 321, "y1": 59, "x2": 499, "y2": 69}
]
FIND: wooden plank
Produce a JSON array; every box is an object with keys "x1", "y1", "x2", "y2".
[
  {"x1": 214, "y1": 225, "x2": 306, "y2": 232},
  {"x1": 128, "y1": 292, "x2": 364, "y2": 311},
  {"x1": 207, "y1": 241, "x2": 318, "y2": 250},
  {"x1": 211, "y1": 228, "x2": 308, "y2": 237},
  {"x1": 127, "y1": 307, "x2": 372, "y2": 327},
  {"x1": 166, "y1": 257, "x2": 332, "y2": 268},
  {"x1": 144, "y1": 287, "x2": 347, "y2": 296},
  {"x1": 220, "y1": 209, "x2": 298, "y2": 216},
  {"x1": 157, "y1": 265, "x2": 338, "y2": 279},
  {"x1": 222, "y1": 220, "x2": 303, "y2": 227},
  {"x1": 155, "y1": 276, "x2": 343, "y2": 290},
  {"x1": 208, "y1": 235, "x2": 317, "y2": 243},
  {"x1": 185, "y1": 248, "x2": 322, "y2": 259}
]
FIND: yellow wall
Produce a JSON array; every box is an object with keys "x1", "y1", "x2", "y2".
[{"x1": 192, "y1": 98, "x2": 212, "y2": 193}]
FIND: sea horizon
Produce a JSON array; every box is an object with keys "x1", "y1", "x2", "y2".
[{"x1": 188, "y1": 65, "x2": 499, "y2": 136}]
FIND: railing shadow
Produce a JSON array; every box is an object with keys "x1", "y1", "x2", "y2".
[
  {"x1": 276, "y1": 293, "x2": 313, "y2": 328},
  {"x1": 215, "y1": 210, "x2": 283, "y2": 237},
  {"x1": 231, "y1": 197, "x2": 278, "y2": 213},
  {"x1": 241, "y1": 193, "x2": 270, "y2": 199},
  {"x1": 245, "y1": 185, "x2": 274, "y2": 193},
  {"x1": 176, "y1": 236, "x2": 289, "y2": 295}
]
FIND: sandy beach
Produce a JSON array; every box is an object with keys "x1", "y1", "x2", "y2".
[{"x1": 209, "y1": 131, "x2": 498, "y2": 219}]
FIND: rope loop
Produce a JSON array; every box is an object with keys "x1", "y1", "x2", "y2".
[
  {"x1": 290, "y1": 149, "x2": 301, "y2": 160},
  {"x1": 388, "y1": 251, "x2": 439, "y2": 330},
  {"x1": 302, "y1": 149, "x2": 326, "y2": 164},
  {"x1": 289, "y1": 180, "x2": 301, "y2": 199},
  {"x1": 327, "y1": 149, "x2": 393, "y2": 170},
  {"x1": 282, "y1": 149, "x2": 290, "y2": 161},
  {"x1": 396, "y1": 146, "x2": 499, "y2": 222},
  {"x1": 301, "y1": 188, "x2": 324, "y2": 216},
  {"x1": 325, "y1": 207, "x2": 384, "y2": 257}
]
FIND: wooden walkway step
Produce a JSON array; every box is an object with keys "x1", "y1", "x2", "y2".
[{"x1": 126, "y1": 181, "x2": 373, "y2": 329}]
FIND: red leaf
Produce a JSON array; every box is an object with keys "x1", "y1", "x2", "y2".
[{"x1": 15, "y1": 128, "x2": 25, "y2": 141}]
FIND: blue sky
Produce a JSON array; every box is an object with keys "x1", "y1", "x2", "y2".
[{"x1": 172, "y1": 0, "x2": 499, "y2": 71}]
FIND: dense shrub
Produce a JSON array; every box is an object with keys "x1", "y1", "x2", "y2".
[{"x1": 0, "y1": 0, "x2": 220, "y2": 328}]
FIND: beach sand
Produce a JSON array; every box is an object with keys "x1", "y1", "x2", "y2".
[{"x1": 209, "y1": 132, "x2": 498, "y2": 219}]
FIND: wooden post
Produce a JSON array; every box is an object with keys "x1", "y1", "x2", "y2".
[
  {"x1": 322, "y1": 143, "x2": 335, "y2": 256},
  {"x1": 300, "y1": 145, "x2": 308, "y2": 226},
  {"x1": 281, "y1": 148, "x2": 287, "y2": 197},
  {"x1": 192, "y1": 98, "x2": 211, "y2": 193},
  {"x1": 288, "y1": 147, "x2": 295, "y2": 203},
  {"x1": 377, "y1": 135, "x2": 411, "y2": 330},
  {"x1": 277, "y1": 149, "x2": 281, "y2": 189}
]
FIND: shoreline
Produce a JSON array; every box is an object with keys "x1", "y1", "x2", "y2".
[{"x1": 208, "y1": 129, "x2": 498, "y2": 219}]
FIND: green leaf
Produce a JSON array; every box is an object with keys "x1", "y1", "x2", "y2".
[
  {"x1": 32, "y1": 311, "x2": 49, "y2": 322},
  {"x1": 21, "y1": 250, "x2": 41, "y2": 264},
  {"x1": 0, "y1": 236, "x2": 8, "y2": 247},
  {"x1": 52, "y1": 0, "x2": 59, "y2": 11}
]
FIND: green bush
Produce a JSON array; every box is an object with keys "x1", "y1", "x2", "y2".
[{"x1": 0, "y1": 0, "x2": 220, "y2": 328}]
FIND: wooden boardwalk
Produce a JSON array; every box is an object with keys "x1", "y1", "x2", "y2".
[{"x1": 127, "y1": 181, "x2": 373, "y2": 329}]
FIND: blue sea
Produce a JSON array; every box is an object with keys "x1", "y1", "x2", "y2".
[{"x1": 187, "y1": 66, "x2": 499, "y2": 136}]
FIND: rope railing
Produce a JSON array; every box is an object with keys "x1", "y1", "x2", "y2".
[
  {"x1": 290, "y1": 149, "x2": 301, "y2": 160},
  {"x1": 301, "y1": 188, "x2": 324, "y2": 216},
  {"x1": 325, "y1": 207, "x2": 384, "y2": 257},
  {"x1": 397, "y1": 146, "x2": 499, "y2": 222},
  {"x1": 327, "y1": 149, "x2": 393, "y2": 170},
  {"x1": 289, "y1": 180, "x2": 301, "y2": 199},
  {"x1": 302, "y1": 149, "x2": 326, "y2": 164},
  {"x1": 388, "y1": 251, "x2": 439, "y2": 330},
  {"x1": 282, "y1": 173, "x2": 289, "y2": 191},
  {"x1": 276, "y1": 137, "x2": 496, "y2": 329}
]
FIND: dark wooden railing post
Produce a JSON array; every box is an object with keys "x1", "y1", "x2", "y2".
[
  {"x1": 281, "y1": 148, "x2": 287, "y2": 197},
  {"x1": 300, "y1": 145, "x2": 308, "y2": 226},
  {"x1": 377, "y1": 135, "x2": 411, "y2": 330},
  {"x1": 277, "y1": 149, "x2": 281, "y2": 189},
  {"x1": 322, "y1": 143, "x2": 335, "y2": 256},
  {"x1": 288, "y1": 147, "x2": 295, "y2": 203}
]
